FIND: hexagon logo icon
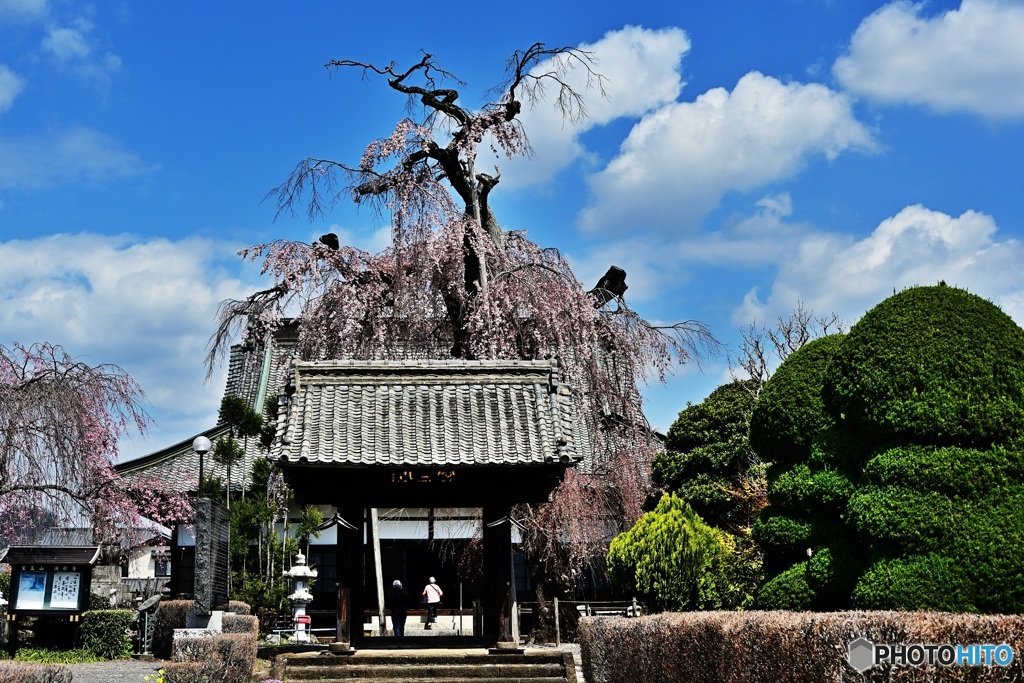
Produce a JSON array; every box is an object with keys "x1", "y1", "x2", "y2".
[{"x1": 848, "y1": 637, "x2": 875, "y2": 672}]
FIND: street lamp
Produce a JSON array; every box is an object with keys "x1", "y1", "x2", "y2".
[{"x1": 193, "y1": 435, "x2": 212, "y2": 497}]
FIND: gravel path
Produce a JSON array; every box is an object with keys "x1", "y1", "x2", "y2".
[{"x1": 63, "y1": 659, "x2": 165, "y2": 683}]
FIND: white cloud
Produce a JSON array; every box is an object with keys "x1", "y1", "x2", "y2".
[
  {"x1": 481, "y1": 25, "x2": 691, "y2": 189},
  {"x1": 43, "y1": 24, "x2": 90, "y2": 61},
  {"x1": 0, "y1": 64, "x2": 24, "y2": 112},
  {"x1": 669, "y1": 192, "x2": 817, "y2": 267},
  {"x1": 0, "y1": 0, "x2": 46, "y2": 21},
  {"x1": 41, "y1": 19, "x2": 122, "y2": 87},
  {"x1": 0, "y1": 125, "x2": 154, "y2": 189},
  {"x1": 0, "y1": 233, "x2": 262, "y2": 460},
  {"x1": 736, "y1": 204, "x2": 1024, "y2": 328},
  {"x1": 834, "y1": 0, "x2": 1024, "y2": 118},
  {"x1": 579, "y1": 72, "x2": 876, "y2": 234}
]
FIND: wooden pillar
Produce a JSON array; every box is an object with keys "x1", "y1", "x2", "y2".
[
  {"x1": 335, "y1": 505, "x2": 364, "y2": 643},
  {"x1": 482, "y1": 504, "x2": 512, "y2": 640}
]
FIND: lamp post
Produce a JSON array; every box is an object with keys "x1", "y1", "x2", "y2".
[{"x1": 192, "y1": 435, "x2": 212, "y2": 497}]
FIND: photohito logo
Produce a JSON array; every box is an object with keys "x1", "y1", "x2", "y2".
[{"x1": 847, "y1": 637, "x2": 1015, "y2": 672}]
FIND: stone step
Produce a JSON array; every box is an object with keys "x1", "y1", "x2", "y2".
[
  {"x1": 285, "y1": 663, "x2": 566, "y2": 679},
  {"x1": 278, "y1": 651, "x2": 575, "y2": 683}
]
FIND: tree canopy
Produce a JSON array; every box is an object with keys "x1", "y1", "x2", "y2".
[
  {"x1": 207, "y1": 45, "x2": 718, "y2": 584},
  {"x1": 0, "y1": 342, "x2": 191, "y2": 545}
]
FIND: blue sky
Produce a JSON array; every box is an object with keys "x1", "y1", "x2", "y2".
[{"x1": 2, "y1": 0, "x2": 1023, "y2": 461}]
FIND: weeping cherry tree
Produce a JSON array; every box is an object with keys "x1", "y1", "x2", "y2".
[{"x1": 207, "y1": 44, "x2": 717, "y2": 591}]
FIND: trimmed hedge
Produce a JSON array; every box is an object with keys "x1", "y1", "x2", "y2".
[
  {"x1": 853, "y1": 554, "x2": 976, "y2": 612},
  {"x1": 216, "y1": 600, "x2": 252, "y2": 615},
  {"x1": 0, "y1": 663, "x2": 71, "y2": 683},
  {"x1": 152, "y1": 599, "x2": 193, "y2": 660},
  {"x1": 864, "y1": 444, "x2": 1024, "y2": 496},
  {"x1": 80, "y1": 609, "x2": 134, "y2": 659},
  {"x1": 752, "y1": 511, "x2": 811, "y2": 552},
  {"x1": 822, "y1": 284, "x2": 1024, "y2": 447},
  {"x1": 171, "y1": 633, "x2": 256, "y2": 683},
  {"x1": 222, "y1": 613, "x2": 258, "y2": 636},
  {"x1": 580, "y1": 611, "x2": 1024, "y2": 683}
]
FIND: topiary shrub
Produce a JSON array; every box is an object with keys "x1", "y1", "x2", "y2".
[
  {"x1": 823, "y1": 284, "x2": 1024, "y2": 447},
  {"x1": 80, "y1": 609, "x2": 133, "y2": 659},
  {"x1": 172, "y1": 633, "x2": 256, "y2": 683},
  {"x1": 653, "y1": 380, "x2": 760, "y2": 530},
  {"x1": 752, "y1": 511, "x2": 812, "y2": 553},
  {"x1": 162, "y1": 662, "x2": 209, "y2": 683},
  {"x1": 749, "y1": 335, "x2": 844, "y2": 465},
  {"x1": 852, "y1": 553, "x2": 976, "y2": 612},
  {"x1": 222, "y1": 613, "x2": 258, "y2": 636},
  {"x1": 756, "y1": 561, "x2": 814, "y2": 610}
]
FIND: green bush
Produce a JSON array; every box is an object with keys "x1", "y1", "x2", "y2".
[
  {"x1": 847, "y1": 485, "x2": 956, "y2": 552},
  {"x1": 607, "y1": 494, "x2": 730, "y2": 611},
  {"x1": 80, "y1": 609, "x2": 133, "y2": 659},
  {"x1": 823, "y1": 284, "x2": 1024, "y2": 447},
  {"x1": 653, "y1": 379, "x2": 761, "y2": 530},
  {"x1": 864, "y1": 444, "x2": 1024, "y2": 496},
  {"x1": 755, "y1": 562, "x2": 813, "y2": 610},
  {"x1": 852, "y1": 553, "x2": 976, "y2": 612},
  {"x1": 0, "y1": 662, "x2": 71, "y2": 683},
  {"x1": 749, "y1": 335, "x2": 843, "y2": 465},
  {"x1": 804, "y1": 545, "x2": 862, "y2": 610},
  {"x1": 752, "y1": 510, "x2": 811, "y2": 552},
  {"x1": 87, "y1": 592, "x2": 109, "y2": 611}
]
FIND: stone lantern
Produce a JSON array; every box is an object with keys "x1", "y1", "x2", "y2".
[{"x1": 283, "y1": 551, "x2": 317, "y2": 642}]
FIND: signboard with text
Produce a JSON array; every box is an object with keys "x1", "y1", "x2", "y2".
[{"x1": 0, "y1": 546, "x2": 99, "y2": 617}]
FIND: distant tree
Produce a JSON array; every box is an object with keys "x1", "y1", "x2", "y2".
[
  {"x1": 213, "y1": 395, "x2": 263, "y2": 508},
  {"x1": 0, "y1": 342, "x2": 191, "y2": 546},
  {"x1": 732, "y1": 301, "x2": 846, "y2": 396},
  {"x1": 207, "y1": 45, "x2": 717, "y2": 592}
]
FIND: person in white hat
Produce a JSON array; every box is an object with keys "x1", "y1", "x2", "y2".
[{"x1": 421, "y1": 576, "x2": 443, "y2": 629}]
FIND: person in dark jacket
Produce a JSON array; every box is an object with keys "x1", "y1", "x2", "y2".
[{"x1": 388, "y1": 579, "x2": 411, "y2": 637}]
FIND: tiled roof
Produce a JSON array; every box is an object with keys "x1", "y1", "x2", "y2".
[
  {"x1": 271, "y1": 359, "x2": 582, "y2": 467},
  {"x1": 0, "y1": 546, "x2": 101, "y2": 566},
  {"x1": 116, "y1": 325, "x2": 298, "y2": 493}
]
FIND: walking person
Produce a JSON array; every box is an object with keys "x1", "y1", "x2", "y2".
[
  {"x1": 421, "y1": 576, "x2": 443, "y2": 629},
  {"x1": 388, "y1": 579, "x2": 410, "y2": 637}
]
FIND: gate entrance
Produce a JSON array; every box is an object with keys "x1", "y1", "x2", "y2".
[{"x1": 271, "y1": 359, "x2": 582, "y2": 644}]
